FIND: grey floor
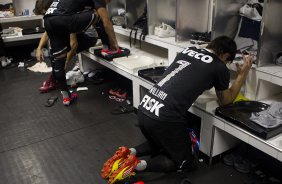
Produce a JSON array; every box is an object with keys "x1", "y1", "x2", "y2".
[{"x1": 0, "y1": 62, "x2": 251, "y2": 184}]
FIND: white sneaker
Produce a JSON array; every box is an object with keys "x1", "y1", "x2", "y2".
[
  {"x1": 154, "y1": 22, "x2": 165, "y2": 36},
  {"x1": 18, "y1": 62, "x2": 25, "y2": 68},
  {"x1": 6, "y1": 58, "x2": 12, "y2": 65},
  {"x1": 157, "y1": 24, "x2": 175, "y2": 38},
  {"x1": 1, "y1": 57, "x2": 12, "y2": 67},
  {"x1": 1, "y1": 59, "x2": 7, "y2": 67}
]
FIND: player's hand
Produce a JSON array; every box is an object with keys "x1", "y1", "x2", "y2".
[
  {"x1": 36, "y1": 48, "x2": 44, "y2": 62},
  {"x1": 236, "y1": 54, "x2": 253, "y2": 77},
  {"x1": 111, "y1": 44, "x2": 119, "y2": 51}
]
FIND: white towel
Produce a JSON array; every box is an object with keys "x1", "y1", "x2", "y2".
[{"x1": 27, "y1": 62, "x2": 52, "y2": 73}]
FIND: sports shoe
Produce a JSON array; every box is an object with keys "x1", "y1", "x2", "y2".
[
  {"x1": 115, "y1": 90, "x2": 127, "y2": 102},
  {"x1": 111, "y1": 15, "x2": 126, "y2": 26},
  {"x1": 108, "y1": 88, "x2": 127, "y2": 102},
  {"x1": 109, "y1": 88, "x2": 120, "y2": 99},
  {"x1": 39, "y1": 75, "x2": 59, "y2": 93},
  {"x1": 156, "y1": 23, "x2": 175, "y2": 38},
  {"x1": 1, "y1": 59, "x2": 7, "y2": 67},
  {"x1": 1, "y1": 57, "x2": 12, "y2": 67},
  {"x1": 154, "y1": 22, "x2": 165, "y2": 36},
  {"x1": 63, "y1": 92, "x2": 78, "y2": 106},
  {"x1": 101, "y1": 146, "x2": 130, "y2": 179},
  {"x1": 85, "y1": 70, "x2": 104, "y2": 85},
  {"x1": 234, "y1": 158, "x2": 251, "y2": 174},
  {"x1": 223, "y1": 152, "x2": 242, "y2": 166},
  {"x1": 190, "y1": 32, "x2": 211, "y2": 42},
  {"x1": 108, "y1": 155, "x2": 140, "y2": 184},
  {"x1": 6, "y1": 57, "x2": 12, "y2": 65}
]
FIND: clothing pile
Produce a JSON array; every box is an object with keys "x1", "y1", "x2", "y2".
[
  {"x1": 235, "y1": 0, "x2": 264, "y2": 60},
  {"x1": 0, "y1": 11, "x2": 13, "y2": 17},
  {"x1": 250, "y1": 102, "x2": 282, "y2": 128},
  {"x1": 66, "y1": 65, "x2": 84, "y2": 87},
  {"x1": 0, "y1": 1, "x2": 14, "y2": 17},
  {"x1": 1, "y1": 27, "x2": 23, "y2": 38},
  {"x1": 0, "y1": 0, "x2": 13, "y2": 10}
]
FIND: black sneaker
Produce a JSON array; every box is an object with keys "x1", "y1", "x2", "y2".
[
  {"x1": 85, "y1": 70, "x2": 104, "y2": 84},
  {"x1": 234, "y1": 158, "x2": 251, "y2": 174},
  {"x1": 223, "y1": 153, "x2": 243, "y2": 166}
]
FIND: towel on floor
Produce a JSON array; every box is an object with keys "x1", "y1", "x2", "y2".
[{"x1": 27, "y1": 62, "x2": 52, "y2": 73}]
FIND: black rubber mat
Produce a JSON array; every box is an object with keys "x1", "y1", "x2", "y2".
[
  {"x1": 215, "y1": 101, "x2": 282, "y2": 140},
  {"x1": 0, "y1": 71, "x2": 111, "y2": 152},
  {"x1": 0, "y1": 115, "x2": 143, "y2": 184},
  {"x1": 138, "y1": 66, "x2": 168, "y2": 84},
  {"x1": 0, "y1": 63, "x2": 259, "y2": 184}
]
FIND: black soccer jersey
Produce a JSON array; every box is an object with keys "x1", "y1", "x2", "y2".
[
  {"x1": 44, "y1": 0, "x2": 106, "y2": 16},
  {"x1": 138, "y1": 47, "x2": 230, "y2": 122}
]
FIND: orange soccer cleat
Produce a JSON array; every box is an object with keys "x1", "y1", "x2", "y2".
[
  {"x1": 108, "y1": 155, "x2": 140, "y2": 184},
  {"x1": 101, "y1": 146, "x2": 130, "y2": 179}
]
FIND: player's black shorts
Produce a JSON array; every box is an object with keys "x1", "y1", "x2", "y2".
[
  {"x1": 137, "y1": 110, "x2": 193, "y2": 169},
  {"x1": 44, "y1": 10, "x2": 96, "y2": 56},
  {"x1": 76, "y1": 32, "x2": 98, "y2": 53}
]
